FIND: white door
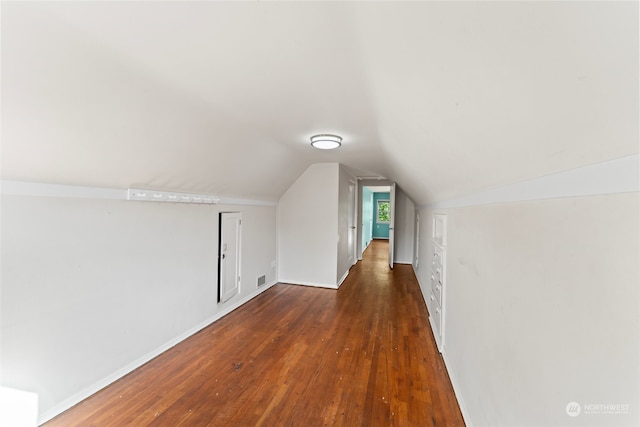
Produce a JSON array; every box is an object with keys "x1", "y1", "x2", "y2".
[
  {"x1": 388, "y1": 182, "x2": 396, "y2": 269},
  {"x1": 348, "y1": 181, "x2": 356, "y2": 266},
  {"x1": 415, "y1": 213, "x2": 420, "y2": 268},
  {"x1": 219, "y1": 212, "x2": 241, "y2": 303}
]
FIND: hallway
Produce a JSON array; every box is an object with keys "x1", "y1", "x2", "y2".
[{"x1": 46, "y1": 240, "x2": 464, "y2": 426}]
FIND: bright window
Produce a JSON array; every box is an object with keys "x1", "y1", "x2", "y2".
[{"x1": 377, "y1": 200, "x2": 390, "y2": 223}]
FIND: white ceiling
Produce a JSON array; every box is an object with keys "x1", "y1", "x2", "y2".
[{"x1": 2, "y1": 1, "x2": 637, "y2": 205}]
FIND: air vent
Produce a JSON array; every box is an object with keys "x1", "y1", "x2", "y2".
[{"x1": 257, "y1": 275, "x2": 266, "y2": 286}]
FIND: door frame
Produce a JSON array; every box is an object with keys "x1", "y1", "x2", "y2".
[
  {"x1": 388, "y1": 182, "x2": 396, "y2": 269},
  {"x1": 218, "y1": 212, "x2": 242, "y2": 303},
  {"x1": 348, "y1": 180, "x2": 357, "y2": 267},
  {"x1": 355, "y1": 178, "x2": 396, "y2": 264}
]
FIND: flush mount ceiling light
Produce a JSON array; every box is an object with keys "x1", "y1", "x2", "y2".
[{"x1": 310, "y1": 134, "x2": 342, "y2": 150}]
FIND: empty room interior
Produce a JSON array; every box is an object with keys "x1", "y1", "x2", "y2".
[{"x1": 1, "y1": 1, "x2": 638, "y2": 426}]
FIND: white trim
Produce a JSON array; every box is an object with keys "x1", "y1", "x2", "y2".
[
  {"x1": 421, "y1": 154, "x2": 639, "y2": 209},
  {"x1": 0, "y1": 180, "x2": 277, "y2": 207},
  {"x1": 279, "y1": 280, "x2": 338, "y2": 290},
  {"x1": 442, "y1": 349, "x2": 474, "y2": 427},
  {"x1": 218, "y1": 197, "x2": 277, "y2": 207},
  {"x1": 337, "y1": 270, "x2": 350, "y2": 288},
  {"x1": 413, "y1": 265, "x2": 425, "y2": 294},
  {"x1": 413, "y1": 264, "x2": 473, "y2": 426},
  {"x1": 128, "y1": 188, "x2": 219, "y2": 204},
  {"x1": 37, "y1": 280, "x2": 278, "y2": 425},
  {"x1": 1, "y1": 180, "x2": 126, "y2": 200},
  {"x1": 428, "y1": 315, "x2": 443, "y2": 353},
  {"x1": 358, "y1": 240, "x2": 372, "y2": 260}
]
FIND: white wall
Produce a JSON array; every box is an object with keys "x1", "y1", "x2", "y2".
[
  {"x1": 415, "y1": 189, "x2": 639, "y2": 425},
  {"x1": 0, "y1": 192, "x2": 277, "y2": 423},
  {"x1": 393, "y1": 187, "x2": 415, "y2": 264},
  {"x1": 278, "y1": 163, "x2": 339, "y2": 288}
]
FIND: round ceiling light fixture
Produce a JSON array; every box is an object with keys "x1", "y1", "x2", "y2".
[{"x1": 310, "y1": 134, "x2": 342, "y2": 150}]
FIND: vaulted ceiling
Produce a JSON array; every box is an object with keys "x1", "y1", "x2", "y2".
[{"x1": 2, "y1": 1, "x2": 637, "y2": 205}]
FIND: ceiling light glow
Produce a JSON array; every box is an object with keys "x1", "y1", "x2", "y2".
[{"x1": 310, "y1": 134, "x2": 342, "y2": 150}]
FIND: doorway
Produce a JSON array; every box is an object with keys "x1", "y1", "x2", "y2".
[
  {"x1": 358, "y1": 182, "x2": 395, "y2": 268},
  {"x1": 218, "y1": 212, "x2": 242, "y2": 303}
]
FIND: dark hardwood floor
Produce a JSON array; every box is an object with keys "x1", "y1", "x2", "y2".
[{"x1": 45, "y1": 240, "x2": 464, "y2": 426}]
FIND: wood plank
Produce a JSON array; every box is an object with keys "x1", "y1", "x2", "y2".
[{"x1": 45, "y1": 240, "x2": 465, "y2": 426}]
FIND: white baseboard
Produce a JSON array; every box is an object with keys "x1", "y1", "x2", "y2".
[
  {"x1": 442, "y1": 349, "x2": 474, "y2": 427},
  {"x1": 428, "y1": 315, "x2": 443, "y2": 353},
  {"x1": 358, "y1": 240, "x2": 372, "y2": 260},
  {"x1": 336, "y1": 270, "x2": 349, "y2": 288},
  {"x1": 279, "y1": 280, "x2": 338, "y2": 290},
  {"x1": 413, "y1": 264, "x2": 472, "y2": 427},
  {"x1": 413, "y1": 265, "x2": 429, "y2": 308},
  {"x1": 38, "y1": 280, "x2": 278, "y2": 425},
  {"x1": 280, "y1": 267, "x2": 349, "y2": 290}
]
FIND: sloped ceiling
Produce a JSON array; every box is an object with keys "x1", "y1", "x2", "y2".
[{"x1": 2, "y1": 1, "x2": 637, "y2": 205}]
